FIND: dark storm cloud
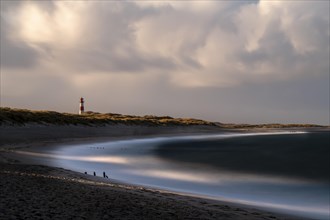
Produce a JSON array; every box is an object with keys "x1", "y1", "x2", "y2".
[
  {"x1": 58, "y1": 47, "x2": 176, "y2": 73},
  {"x1": 14, "y1": 1, "x2": 179, "y2": 74},
  {"x1": 0, "y1": 13, "x2": 40, "y2": 68},
  {"x1": 0, "y1": 1, "x2": 58, "y2": 69},
  {"x1": 0, "y1": 35, "x2": 39, "y2": 69},
  {"x1": 1, "y1": 1, "x2": 328, "y2": 78},
  {"x1": 0, "y1": 1, "x2": 328, "y2": 124}
]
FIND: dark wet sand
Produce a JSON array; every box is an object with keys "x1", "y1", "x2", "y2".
[{"x1": 0, "y1": 124, "x2": 307, "y2": 219}]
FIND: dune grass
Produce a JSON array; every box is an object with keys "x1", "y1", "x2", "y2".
[
  {"x1": 0, "y1": 107, "x2": 326, "y2": 128},
  {"x1": 216, "y1": 122, "x2": 327, "y2": 129},
  {"x1": 0, "y1": 107, "x2": 215, "y2": 126}
]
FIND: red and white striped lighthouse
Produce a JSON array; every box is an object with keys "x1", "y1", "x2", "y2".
[{"x1": 79, "y1": 97, "x2": 84, "y2": 115}]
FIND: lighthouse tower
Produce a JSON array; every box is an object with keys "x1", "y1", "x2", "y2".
[{"x1": 79, "y1": 97, "x2": 85, "y2": 115}]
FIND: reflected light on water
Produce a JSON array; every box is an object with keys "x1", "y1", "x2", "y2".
[
  {"x1": 15, "y1": 150, "x2": 315, "y2": 185},
  {"x1": 15, "y1": 151, "x2": 130, "y2": 165},
  {"x1": 134, "y1": 169, "x2": 220, "y2": 184}
]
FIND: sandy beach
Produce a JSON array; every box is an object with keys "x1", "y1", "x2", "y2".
[{"x1": 0, "y1": 124, "x2": 306, "y2": 219}]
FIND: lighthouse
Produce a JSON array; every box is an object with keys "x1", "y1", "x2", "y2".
[{"x1": 79, "y1": 97, "x2": 85, "y2": 115}]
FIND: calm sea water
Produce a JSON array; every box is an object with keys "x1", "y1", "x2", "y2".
[{"x1": 29, "y1": 131, "x2": 329, "y2": 219}]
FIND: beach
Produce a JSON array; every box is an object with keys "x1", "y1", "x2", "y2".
[{"x1": 0, "y1": 124, "x2": 310, "y2": 219}]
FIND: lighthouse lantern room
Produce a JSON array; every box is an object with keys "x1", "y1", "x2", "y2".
[{"x1": 79, "y1": 97, "x2": 85, "y2": 115}]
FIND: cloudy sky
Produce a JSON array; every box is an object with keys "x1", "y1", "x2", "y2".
[{"x1": 1, "y1": 1, "x2": 329, "y2": 124}]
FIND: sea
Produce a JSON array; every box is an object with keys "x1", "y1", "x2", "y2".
[{"x1": 28, "y1": 131, "x2": 330, "y2": 219}]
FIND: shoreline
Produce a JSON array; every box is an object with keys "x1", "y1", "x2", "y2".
[
  {"x1": 0, "y1": 124, "x2": 314, "y2": 219},
  {"x1": 1, "y1": 163, "x2": 301, "y2": 220}
]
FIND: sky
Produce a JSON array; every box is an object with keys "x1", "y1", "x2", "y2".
[{"x1": 0, "y1": 1, "x2": 329, "y2": 125}]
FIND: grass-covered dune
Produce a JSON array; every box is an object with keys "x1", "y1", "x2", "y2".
[
  {"x1": 1, "y1": 107, "x2": 327, "y2": 128},
  {"x1": 0, "y1": 107, "x2": 215, "y2": 126},
  {"x1": 217, "y1": 122, "x2": 327, "y2": 129}
]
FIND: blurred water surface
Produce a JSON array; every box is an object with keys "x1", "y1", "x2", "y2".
[{"x1": 47, "y1": 131, "x2": 330, "y2": 219}]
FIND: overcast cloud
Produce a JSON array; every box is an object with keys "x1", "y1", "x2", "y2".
[{"x1": 1, "y1": 1, "x2": 329, "y2": 124}]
